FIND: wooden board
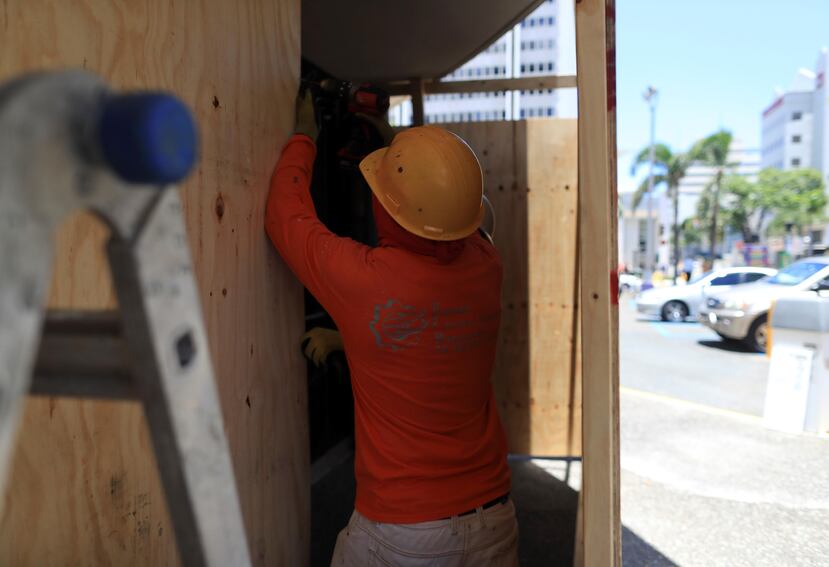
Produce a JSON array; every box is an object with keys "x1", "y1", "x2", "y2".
[
  {"x1": 575, "y1": 0, "x2": 621, "y2": 565},
  {"x1": 0, "y1": 1, "x2": 308, "y2": 565},
  {"x1": 446, "y1": 119, "x2": 581, "y2": 457}
]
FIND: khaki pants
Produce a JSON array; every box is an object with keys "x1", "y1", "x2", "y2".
[{"x1": 330, "y1": 499, "x2": 519, "y2": 566}]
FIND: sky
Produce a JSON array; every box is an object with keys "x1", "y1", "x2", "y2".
[{"x1": 617, "y1": 0, "x2": 829, "y2": 193}]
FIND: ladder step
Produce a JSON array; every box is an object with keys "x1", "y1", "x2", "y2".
[{"x1": 32, "y1": 310, "x2": 136, "y2": 400}]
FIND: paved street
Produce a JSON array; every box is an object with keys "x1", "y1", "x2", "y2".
[
  {"x1": 619, "y1": 297, "x2": 829, "y2": 566},
  {"x1": 620, "y1": 297, "x2": 769, "y2": 415}
]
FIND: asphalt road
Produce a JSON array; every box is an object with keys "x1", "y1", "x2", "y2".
[
  {"x1": 620, "y1": 295, "x2": 769, "y2": 416},
  {"x1": 619, "y1": 297, "x2": 829, "y2": 566}
]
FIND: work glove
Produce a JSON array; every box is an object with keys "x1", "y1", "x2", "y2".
[
  {"x1": 301, "y1": 327, "x2": 344, "y2": 368},
  {"x1": 295, "y1": 90, "x2": 319, "y2": 140},
  {"x1": 355, "y1": 112, "x2": 396, "y2": 146}
]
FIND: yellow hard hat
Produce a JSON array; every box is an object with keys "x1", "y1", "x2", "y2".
[{"x1": 359, "y1": 126, "x2": 484, "y2": 241}]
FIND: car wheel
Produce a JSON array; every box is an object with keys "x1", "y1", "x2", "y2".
[
  {"x1": 661, "y1": 301, "x2": 689, "y2": 322},
  {"x1": 746, "y1": 315, "x2": 769, "y2": 353}
]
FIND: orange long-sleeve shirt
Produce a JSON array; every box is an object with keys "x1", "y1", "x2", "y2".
[{"x1": 265, "y1": 134, "x2": 510, "y2": 523}]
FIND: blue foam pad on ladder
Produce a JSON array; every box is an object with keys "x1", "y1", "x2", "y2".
[{"x1": 99, "y1": 93, "x2": 197, "y2": 184}]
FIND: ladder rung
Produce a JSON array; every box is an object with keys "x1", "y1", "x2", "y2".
[{"x1": 32, "y1": 310, "x2": 137, "y2": 400}]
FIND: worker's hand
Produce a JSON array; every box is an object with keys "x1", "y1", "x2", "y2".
[
  {"x1": 295, "y1": 90, "x2": 319, "y2": 140},
  {"x1": 301, "y1": 327, "x2": 344, "y2": 368},
  {"x1": 355, "y1": 112, "x2": 396, "y2": 146}
]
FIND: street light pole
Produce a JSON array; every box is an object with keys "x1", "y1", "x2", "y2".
[{"x1": 643, "y1": 86, "x2": 658, "y2": 280}]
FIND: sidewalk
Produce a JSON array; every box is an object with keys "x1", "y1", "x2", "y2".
[{"x1": 621, "y1": 388, "x2": 829, "y2": 566}]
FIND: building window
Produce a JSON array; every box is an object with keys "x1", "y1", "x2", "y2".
[
  {"x1": 546, "y1": 108, "x2": 554, "y2": 116},
  {"x1": 792, "y1": 111, "x2": 802, "y2": 120},
  {"x1": 548, "y1": 17, "x2": 555, "y2": 25},
  {"x1": 792, "y1": 135, "x2": 802, "y2": 143},
  {"x1": 520, "y1": 109, "x2": 526, "y2": 118},
  {"x1": 520, "y1": 64, "x2": 526, "y2": 73},
  {"x1": 529, "y1": 63, "x2": 535, "y2": 72},
  {"x1": 792, "y1": 158, "x2": 801, "y2": 167}
]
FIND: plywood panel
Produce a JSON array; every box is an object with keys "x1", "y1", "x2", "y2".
[
  {"x1": 447, "y1": 119, "x2": 580, "y2": 457},
  {"x1": 0, "y1": 1, "x2": 307, "y2": 565},
  {"x1": 526, "y1": 120, "x2": 581, "y2": 456}
]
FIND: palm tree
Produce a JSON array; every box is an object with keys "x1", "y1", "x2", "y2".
[
  {"x1": 689, "y1": 130, "x2": 734, "y2": 263},
  {"x1": 631, "y1": 144, "x2": 691, "y2": 283}
]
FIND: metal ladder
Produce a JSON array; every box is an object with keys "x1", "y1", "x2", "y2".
[{"x1": 0, "y1": 70, "x2": 251, "y2": 566}]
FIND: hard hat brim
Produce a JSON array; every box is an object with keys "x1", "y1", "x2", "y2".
[{"x1": 359, "y1": 146, "x2": 484, "y2": 242}]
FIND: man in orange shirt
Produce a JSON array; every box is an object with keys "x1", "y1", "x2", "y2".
[{"x1": 266, "y1": 94, "x2": 517, "y2": 565}]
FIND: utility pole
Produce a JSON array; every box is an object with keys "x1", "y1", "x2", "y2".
[{"x1": 643, "y1": 86, "x2": 658, "y2": 280}]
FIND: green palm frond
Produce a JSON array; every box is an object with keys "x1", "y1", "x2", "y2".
[
  {"x1": 630, "y1": 143, "x2": 673, "y2": 176},
  {"x1": 632, "y1": 174, "x2": 667, "y2": 210},
  {"x1": 690, "y1": 130, "x2": 733, "y2": 167}
]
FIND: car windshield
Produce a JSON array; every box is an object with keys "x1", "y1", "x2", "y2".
[
  {"x1": 766, "y1": 262, "x2": 828, "y2": 286},
  {"x1": 688, "y1": 271, "x2": 712, "y2": 285}
]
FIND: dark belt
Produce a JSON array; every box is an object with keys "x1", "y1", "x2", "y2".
[{"x1": 447, "y1": 493, "x2": 510, "y2": 519}]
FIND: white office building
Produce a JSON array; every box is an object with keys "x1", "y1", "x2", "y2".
[
  {"x1": 761, "y1": 49, "x2": 829, "y2": 190},
  {"x1": 390, "y1": 0, "x2": 576, "y2": 125},
  {"x1": 813, "y1": 49, "x2": 829, "y2": 187},
  {"x1": 761, "y1": 71, "x2": 818, "y2": 171}
]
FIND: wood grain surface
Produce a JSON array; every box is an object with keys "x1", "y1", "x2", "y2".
[
  {"x1": 0, "y1": 1, "x2": 308, "y2": 564},
  {"x1": 447, "y1": 119, "x2": 581, "y2": 457}
]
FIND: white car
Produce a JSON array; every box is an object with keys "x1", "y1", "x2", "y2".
[
  {"x1": 701, "y1": 257, "x2": 829, "y2": 351},
  {"x1": 635, "y1": 267, "x2": 777, "y2": 322},
  {"x1": 619, "y1": 273, "x2": 643, "y2": 294}
]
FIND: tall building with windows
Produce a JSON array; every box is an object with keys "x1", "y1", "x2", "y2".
[
  {"x1": 761, "y1": 48, "x2": 829, "y2": 243},
  {"x1": 761, "y1": 49, "x2": 829, "y2": 185},
  {"x1": 761, "y1": 71, "x2": 816, "y2": 171},
  {"x1": 390, "y1": 0, "x2": 576, "y2": 125}
]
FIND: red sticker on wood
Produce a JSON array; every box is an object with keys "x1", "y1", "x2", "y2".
[{"x1": 610, "y1": 270, "x2": 619, "y2": 305}]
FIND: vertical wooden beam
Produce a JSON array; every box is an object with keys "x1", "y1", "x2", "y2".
[
  {"x1": 575, "y1": 0, "x2": 620, "y2": 566},
  {"x1": 411, "y1": 77, "x2": 425, "y2": 126}
]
